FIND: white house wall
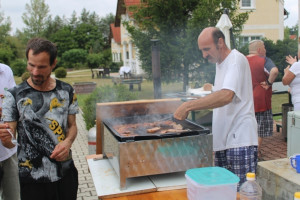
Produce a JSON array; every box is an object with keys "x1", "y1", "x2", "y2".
[
  {"x1": 240, "y1": 0, "x2": 284, "y2": 42},
  {"x1": 119, "y1": 13, "x2": 144, "y2": 75}
]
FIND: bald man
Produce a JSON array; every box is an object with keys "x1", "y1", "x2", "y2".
[
  {"x1": 247, "y1": 40, "x2": 278, "y2": 159},
  {"x1": 174, "y1": 27, "x2": 258, "y2": 187}
]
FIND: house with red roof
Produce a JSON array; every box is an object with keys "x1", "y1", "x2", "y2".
[{"x1": 110, "y1": 0, "x2": 143, "y2": 75}]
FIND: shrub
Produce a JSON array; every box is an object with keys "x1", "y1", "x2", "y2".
[
  {"x1": 10, "y1": 59, "x2": 27, "y2": 77},
  {"x1": 0, "y1": 47, "x2": 14, "y2": 65},
  {"x1": 21, "y1": 72, "x2": 30, "y2": 82},
  {"x1": 87, "y1": 53, "x2": 103, "y2": 69},
  {"x1": 82, "y1": 85, "x2": 138, "y2": 130},
  {"x1": 55, "y1": 67, "x2": 67, "y2": 78},
  {"x1": 109, "y1": 61, "x2": 123, "y2": 73}
]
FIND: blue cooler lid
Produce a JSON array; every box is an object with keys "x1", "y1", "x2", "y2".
[{"x1": 186, "y1": 167, "x2": 240, "y2": 186}]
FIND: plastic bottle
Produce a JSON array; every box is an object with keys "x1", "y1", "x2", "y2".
[
  {"x1": 295, "y1": 192, "x2": 300, "y2": 200},
  {"x1": 239, "y1": 172, "x2": 262, "y2": 200}
]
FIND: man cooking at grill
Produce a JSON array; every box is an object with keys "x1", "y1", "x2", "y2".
[{"x1": 174, "y1": 27, "x2": 258, "y2": 187}]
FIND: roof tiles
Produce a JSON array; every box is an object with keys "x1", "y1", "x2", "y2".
[{"x1": 110, "y1": 23, "x2": 121, "y2": 44}]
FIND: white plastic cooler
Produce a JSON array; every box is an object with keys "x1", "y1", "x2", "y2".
[
  {"x1": 185, "y1": 167, "x2": 239, "y2": 200},
  {"x1": 287, "y1": 111, "x2": 300, "y2": 157}
]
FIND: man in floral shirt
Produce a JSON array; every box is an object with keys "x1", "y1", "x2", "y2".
[{"x1": 1, "y1": 38, "x2": 79, "y2": 200}]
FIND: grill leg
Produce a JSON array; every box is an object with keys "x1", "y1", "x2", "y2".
[{"x1": 120, "y1": 176, "x2": 127, "y2": 190}]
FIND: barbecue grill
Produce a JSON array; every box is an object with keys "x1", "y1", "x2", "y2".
[{"x1": 96, "y1": 99, "x2": 213, "y2": 190}]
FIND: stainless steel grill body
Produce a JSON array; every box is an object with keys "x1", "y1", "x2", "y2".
[{"x1": 103, "y1": 126, "x2": 213, "y2": 189}]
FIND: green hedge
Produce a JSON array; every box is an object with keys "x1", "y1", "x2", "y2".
[
  {"x1": 82, "y1": 85, "x2": 138, "y2": 130},
  {"x1": 11, "y1": 59, "x2": 27, "y2": 77},
  {"x1": 55, "y1": 67, "x2": 67, "y2": 78}
]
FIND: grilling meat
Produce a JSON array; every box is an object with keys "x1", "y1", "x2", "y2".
[
  {"x1": 113, "y1": 120, "x2": 186, "y2": 136},
  {"x1": 147, "y1": 127, "x2": 161, "y2": 133}
]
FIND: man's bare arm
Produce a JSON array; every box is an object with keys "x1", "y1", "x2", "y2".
[
  {"x1": 50, "y1": 114, "x2": 77, "y2": 161},
  {"x1": 174, "y1": 89, "x2": 234, "y2": 120}
]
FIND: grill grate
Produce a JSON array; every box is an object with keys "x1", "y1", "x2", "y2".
[{"x1": 102, "y1": 113, "x2": 210, "y2": 142}]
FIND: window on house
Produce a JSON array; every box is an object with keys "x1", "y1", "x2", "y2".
[
  {"x1": 241, "y1": 0, "x2": 255, "y2": 9},
  {"x1": 242, "y1": 0, "x2": 251, "y2": 7},
  {"x1": 126, "y1": 52, "x2": 129, "y2": 59},
  {"x1": 239, "y1": 35, "x2": 262, "y2": 47}
]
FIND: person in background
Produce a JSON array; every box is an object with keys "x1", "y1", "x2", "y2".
[
  {"x1": 0, "y1": 63, "x2": 20, "y2": 200},
  {"x1": 174, "y1": 27, "x2": 258, "y2": 187},
  {"x1": 0, "y1": 38, "x2": 79, "y2": 200},
  {"x1": 247, "y1": 40, "x2": 279, "y2": 159},
  {"x1": 283, "y1": 48, "x2": 300, "y2": 111}
]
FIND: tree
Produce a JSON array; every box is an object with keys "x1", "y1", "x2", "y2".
[
  {"x1": 125, "y1": 0, "x2": 249, "y2": 90},
  {"x1": 43, "y1": 15, "x2": 66, "y2": 39},
  {"x1": 99, "y1": 13, "x2": 115, "y2": 48},
  {"x1": 87, "y1": 54, "x2": 102, "y2": 69},
  {"x1": 73, "y1": 23, "x2": 100, "y2": 50},
  {"x1": 50, "y1": 26, "x2": 77, "y2": 57},
  {"x1": 289, "y1": 24, "x2": 298, "y2": 36},
  {"x1": 0, "y1": 46, "x2": 14, "y2": 64},
  {"x1": 284, "y1": 24, "x2": 298, "y2": 40},
  {"x1": 49, "y1": 9, "x2": 107, "y2": 55},
  {"x1": 61, "y1": 49, "x2": 88, "y2": 69},
  {"x1": 284, "y1": 26, "x2": 291, "y2": 40},
  {"x1": 87, "y1": 49, "x2": 112, "y2": 69},
  {"x1": 14, "y1": 5, "x2": 113, "y2": 70},
  {"x1": 69, "y1": 11, "x2": 78, "y2": 30},
  {"x1": 72, "y1": 10, "x2": 106, "y2": 52},
  {"x1": 0, "y1": 12, "x2": 11, "y2": 43},
  {"x1": 10, "y1": 59, "x2": 27, "y2": 76},
  {"x1": 0, "y1": 11, "x2": 22, "y2": 64},
  {"x1": 22, "y1": 0, "x2": 50, "y2": 39},
  {"x1": 264, "y1": 38, "x2": 297, "y2": 81}
]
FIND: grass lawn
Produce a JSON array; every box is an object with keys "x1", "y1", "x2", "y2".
[
  {"x1": 14, "y1": 69, "x2": 290, "y2": 120},
  {"x1": 272, "y1": 93, "x2": 289, "y2": 120}
]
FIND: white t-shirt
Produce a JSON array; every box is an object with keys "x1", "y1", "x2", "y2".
[
  {"x1": 0, "y1": 63, "x2": 17, "y2": 161},
  {"x1": 0, "y1": 63, "x2": 16, "y2": 107},
  {"x1": 212, "y1": 49, "x2": 258, "y2": 151},
  {"x1": 289, "y1": 61, "x2": 300, "y2": 106}
]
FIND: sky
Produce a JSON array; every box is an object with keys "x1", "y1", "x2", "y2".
[
  {"x1": 0, "y1": 0, "x2": 118, "y2": 34},
  {"x1": 0, "y1": 0, "x2": 298, "y2": 34}
]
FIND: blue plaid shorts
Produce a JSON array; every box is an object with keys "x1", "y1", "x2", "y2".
[
  {"x1": 256, "y1": 109, "x2": 273, "y2": 138},
  {"x1": 214, "y1": 146, "x2": 258, "y2": 190}
]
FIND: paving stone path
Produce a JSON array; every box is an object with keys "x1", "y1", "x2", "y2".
[{"x1": 73, "y1": 109, "x2": 98, "y2": 200}]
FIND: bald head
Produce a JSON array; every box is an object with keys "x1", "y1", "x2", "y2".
[
  {"x1": 198, "y1": 27, "x2": 215, "y2": 46},
  {"x1": 198, "y1": 27, "x2": 225, "y2": 48},
  {"x1": 248, "y1": 40, "x2": 265, "y2": 56}
]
